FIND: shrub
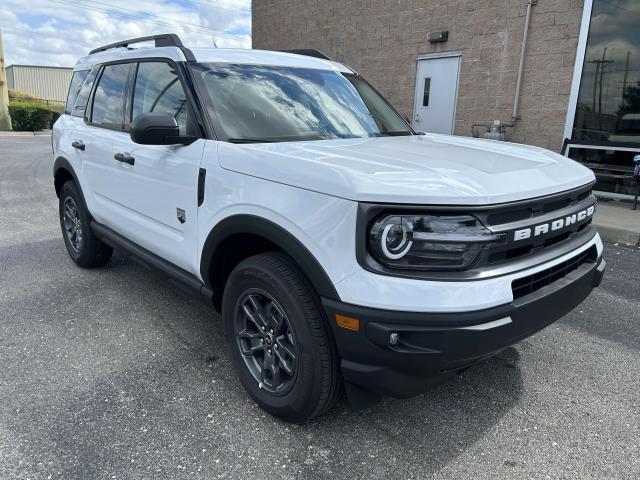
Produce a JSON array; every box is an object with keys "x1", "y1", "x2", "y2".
[
  {"x1": 8, "y1": 89, "x2": 45, "y2": 102},
  {"x1": 8, "y1": 101, "x2": 61, "y2": 131}
]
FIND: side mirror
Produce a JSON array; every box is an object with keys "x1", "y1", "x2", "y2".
[{"x1": 130, "y1": 112, "x2": 196, "y2": 146}]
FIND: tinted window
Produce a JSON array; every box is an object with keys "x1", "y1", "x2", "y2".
[
  {"x1": 572, "y1": 0, "x2": 640, "y2": 145},
  {"x1": 65, "y1": 70, "x2": 88, "y2": 114},
  {"x1": 132, "y1": 62, "x2": 189, "y2": 134},
  {"x1": 71, "y1": 68, "x2": 98, "y2": 118},
  {"x1": 91, "y1": 63, "x2": 131, "y2": 129},
  {"x1": 193, "y1": 64, "x2": 412, "y2": 142}
]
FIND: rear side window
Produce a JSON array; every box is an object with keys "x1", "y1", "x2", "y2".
[
  {"x1": 91, "y1": 63, "x2": 132, "y2": 129},
  {"x1": 65, "y1": 70, "x2": 89, "y2": 115},
  {"x1": 72, "y1": 68, "x2": 98, "y2": 118},
  {"x1": 132, "y1": 62, "x2": 189, "y2": 134}
]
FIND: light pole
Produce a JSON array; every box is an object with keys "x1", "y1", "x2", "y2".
[{"x1": 0, "y1": 26, "x2": 13, "y2": 131}]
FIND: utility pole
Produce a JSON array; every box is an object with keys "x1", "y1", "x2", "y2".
[
  {"x1": 622, "y1": 50, "x2": 630, "y2": 104},
  {"x1": 0, "y1": 26, "x2": 12, "y2": 131},
  {"x1": 586, "y1": 49, "x2": 613, "y2": 129}
]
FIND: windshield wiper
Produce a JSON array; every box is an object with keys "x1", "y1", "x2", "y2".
[
  {"x1": 226, "y1": 138, "x2": 279, "y2": 144},
  {"x1": 226, "y1": 134, "x2": 333, "y2": 143},
  {"x1": 376, "y1": 131, "x2": 414, "y2": 137}
]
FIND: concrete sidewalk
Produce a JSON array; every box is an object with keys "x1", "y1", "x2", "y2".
[{"x1": 593, "y1": 199, "x2": 640, "y2": 246}]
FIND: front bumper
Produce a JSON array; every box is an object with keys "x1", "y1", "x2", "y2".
[{"x1": 322, "y1": 255, "x2": 606, "y2": 401}]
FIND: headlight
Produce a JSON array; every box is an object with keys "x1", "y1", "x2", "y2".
[{"x1": 369, "y1": 214, "x2": 506, "y2": 271}]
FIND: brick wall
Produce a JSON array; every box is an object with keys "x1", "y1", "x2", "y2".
[{"x1": 252, "y1": 0, "x2": 585, "y2": 151}]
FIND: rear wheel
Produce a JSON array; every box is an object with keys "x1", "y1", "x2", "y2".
[
  {"x1": 59, "y1": 181, "x2": 113, "y2": 268},
  {"x1": 222, "y1": 252, "x2": 339, "y2": 423}
]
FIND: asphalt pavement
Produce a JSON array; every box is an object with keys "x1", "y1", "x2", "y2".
[{"x1": 1, "y1": 135, "x2": 639, "y2": 480}]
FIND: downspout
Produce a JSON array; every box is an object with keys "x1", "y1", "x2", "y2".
[{"x1": 512, "y1": 0, "x2": 537, "y2": 120}]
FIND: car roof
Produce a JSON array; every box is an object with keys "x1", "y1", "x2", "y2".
[{"x1": 74, "y1": 45, "x2": 352, "y2": 73}]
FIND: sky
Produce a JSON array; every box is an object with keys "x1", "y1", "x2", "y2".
[{"x1": 1, "y1": 0, "x2": 251, "y2": 67}]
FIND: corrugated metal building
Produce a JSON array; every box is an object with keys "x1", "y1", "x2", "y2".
[{"x1": 6, "y1": 65, "x2": 73, "y2": 102}]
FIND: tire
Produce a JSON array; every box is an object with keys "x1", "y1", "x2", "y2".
[
  {"x1": 59, "y1": 180, "x2": 113, "y2": 268},
  {"x1": 222, "y1": 252, "x2": 339, "y2": 423}
]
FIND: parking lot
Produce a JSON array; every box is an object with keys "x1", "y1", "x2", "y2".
[{"x1": 0, "y1": 135, "x2": 639, "y2": 479}]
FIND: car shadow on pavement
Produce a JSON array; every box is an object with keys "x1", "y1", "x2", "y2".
[{"x1": 1, "y1": 249, "x2": 524, "y2": 479}]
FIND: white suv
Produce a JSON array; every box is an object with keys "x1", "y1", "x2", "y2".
[{"x1": 53, "y1": 34, "x2": 606, "y2": 422}]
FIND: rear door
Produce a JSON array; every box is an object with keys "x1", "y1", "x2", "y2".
[
  {"x1": 107, "y1": 60, "x2": 205, "y2": 273},
  {"x1": 81, "y1": 62, "x2": 136, "y2": 227}
]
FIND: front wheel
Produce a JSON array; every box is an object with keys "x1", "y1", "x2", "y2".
[{"x1": 222, "y1": 252, "x2": 339, "y2": 423}]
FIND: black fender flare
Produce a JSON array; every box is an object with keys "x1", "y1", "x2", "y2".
[
  {"x1": 200, "y1": 214, "x2": 341, "y2": 302},
  {"x1": 53, "y1": 156, "x2": 90, "y2": 213}
]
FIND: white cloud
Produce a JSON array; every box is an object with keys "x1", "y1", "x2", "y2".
[{"x1": 1, "y1": 0, "x2": 251, "y2": 67}]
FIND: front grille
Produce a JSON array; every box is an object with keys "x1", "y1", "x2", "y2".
[
  {"x1": 484, "y1": 187, "x2": 592, "y2": 227},
  {"x1": 476, "y1": 184, "x2": 596, "y2": 266},
  {"x1": 487, "y1": 219, "x2": 592, "y2": 264},
  {"x1": 511, "y1": 246, "x2": 597, "y2": 299}
]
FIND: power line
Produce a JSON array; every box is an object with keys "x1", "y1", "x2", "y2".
[
  {"x1": 47, "y1": 0, "x2": 249, "y2": 40},
  {"x1": 2, "y1": 28, "x2": 96, "y2": 50},
  {"x1": 191, "y1": 0, "x2": 251, "y2": 12},
  {"x1": 82, "y1": 0, "x2": 249, "y2": 34},
  {"x1": 599, "y1": 0, "x2": 640, "y2": 18},
  {"x1": 50, "y1": 0, "x2": 248, "y2": 39}
]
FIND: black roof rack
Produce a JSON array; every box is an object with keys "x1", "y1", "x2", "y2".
[
  {"x1": 278, "y1": 49, "x2": 332, "y2": 61},
  {"x1": 89, "y1": 33, "x2": 184, "y2": 55}
]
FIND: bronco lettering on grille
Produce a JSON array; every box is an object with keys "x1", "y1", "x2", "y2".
[{"x1": 513, "y1": 205, "x2": 595, "y2": 241}]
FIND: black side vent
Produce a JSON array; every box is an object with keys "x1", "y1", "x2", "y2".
[{"x1": 511, "y1": 246, "x2": 597, "y2": 300}]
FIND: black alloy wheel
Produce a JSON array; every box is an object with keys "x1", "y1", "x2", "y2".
[{"x1": 234, "y1": 289, "x2": 298, "y2": 395}]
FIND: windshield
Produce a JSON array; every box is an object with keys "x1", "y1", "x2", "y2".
[{"x1": 192, "y1": 63, "x2": 413, "y2": 143}]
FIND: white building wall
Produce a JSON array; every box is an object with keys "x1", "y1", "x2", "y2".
[{"x1": 6, "y1": 65, "x2": 73, "y2": 102}]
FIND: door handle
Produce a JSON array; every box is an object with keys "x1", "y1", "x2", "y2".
[
  {"x1": 114, "y1": 152, "x2": 135, "y2": 165},
  {"x1": 71, "y1": 140, "x2": 85, "y2": 151}
]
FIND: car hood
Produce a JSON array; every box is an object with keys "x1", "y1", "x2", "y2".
[{"x1": 217, "y1": 134, "x2": 596, "y2": 205}]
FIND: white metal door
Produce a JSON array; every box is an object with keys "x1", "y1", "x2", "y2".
[
  {"x1": 108, "y1": 135, "x2": 205, "y2": 274},
  {"x1": 413, "y1": 55, "x2": 461, "y2": 134}
]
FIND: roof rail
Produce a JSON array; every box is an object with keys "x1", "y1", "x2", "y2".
[
  {"x1": 89, "y1": 33, "x2": 184, "y2": 55},
  {"x1": 278, "y1": 49, "x2": 333, "y2": 61}
]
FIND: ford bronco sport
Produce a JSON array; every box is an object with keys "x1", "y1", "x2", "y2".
[{"x1": 52, "y1": 34, "x2": 606, "y2": 422}]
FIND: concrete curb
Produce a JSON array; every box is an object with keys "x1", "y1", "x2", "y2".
[
  {"x1": 0, "y1": 131, "x2": 52, "y2": 136},
  {"x1": 594, "y1": 223, "x2": 640, "y2": 247},
  {"x1": 592, "y1": 200, "x2": 640, "y2": 247}
]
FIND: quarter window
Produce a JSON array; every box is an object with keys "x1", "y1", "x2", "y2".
[
  {"x1": 91, "y1": 63, "x2": 131, "y2": 129},
  {"x1": 71, "y1": 68, "x2": 98, "y2": 118},
  {"x1": 132, "y1": 62, "x2": 189, "y2": 134},
  {"x1": 65, "y1": 70, "x2": 89, "y2": 115}
]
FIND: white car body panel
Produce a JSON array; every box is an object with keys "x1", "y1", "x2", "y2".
[
  {"x1": 74, "y1": 47, "x2": 188, "y2": 70},
  {"x1": 101, "y1": 134, "x2": 205, "y2": 272},
  {"x1": 335, "y1": 233, "x2": 603, "y2": 312},
  {"x1": 218, "y1": 134, "x2": 595, "y2": 205},
  {"x1": 74, "y1": 46, "x2": 350, "y2": 73},
  {"x1": 190, "y1": 48, "x2": 351, "y2": 72},
  {"x1": 197, "y1": 141, "x2": 361, "y2": 284}
]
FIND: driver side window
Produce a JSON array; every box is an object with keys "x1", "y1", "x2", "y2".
[{"x1": 132, "y1": 62, "x2": 189, "y2": 135}]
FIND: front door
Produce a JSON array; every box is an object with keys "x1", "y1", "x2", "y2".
[
  {"x1": 413, "y1": 55, "x2": 461, "y2": 134},
  {"x1": 109, "y1": 60, "x2": 205, "y2": 274}
]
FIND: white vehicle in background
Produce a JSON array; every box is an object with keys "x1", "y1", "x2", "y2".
[
  {"x1": 609, "y1": 113, "x2": 640, "y2": 144},
  {"x1": 52, "y1": 34, "x2": 605, "y2": 423}
]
